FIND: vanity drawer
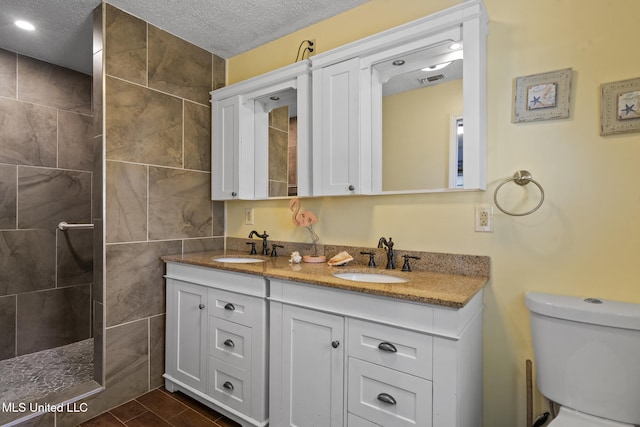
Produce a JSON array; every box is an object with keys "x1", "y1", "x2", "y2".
[
  {"x1": 348, "y1": 318, "x2": 432, "y2": 379},
  {"x1": 208, "y1": 288, "x2": 262, "y2": 327},
  {"x1": 207, "y1": 357, "x2": 250, "y2": 414},
  {"x1": 348, "y1": 358, "x2": 432, "y2": 427},
  {"x1": 348, "y1": 412, "x2": 382, "y2": 426},
  {"x1": 209, "y1": 317, "x2": 252, "y2": 371}
]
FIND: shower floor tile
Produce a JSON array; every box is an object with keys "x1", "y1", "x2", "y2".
[{"x1": 0, "y1": 338, "x2": 99, "y2": 426}]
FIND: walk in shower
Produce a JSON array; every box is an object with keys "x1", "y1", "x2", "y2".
[{"x1": 0, "y1": 44, "x2": 103, "y2": 425}]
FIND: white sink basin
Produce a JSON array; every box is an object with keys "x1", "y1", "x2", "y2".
[
  {"x1": 333, "y1": 272, "x2": 408, "y2": 284},
  {"x1": 213, "y1": 257, "x2": 265, "y2": 263}
]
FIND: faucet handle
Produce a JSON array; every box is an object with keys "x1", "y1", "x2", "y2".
[
  {"x1": 271, "y1": 244, "x2": 284, "y2": 257},
  {"x1": 401, "y1": 254, "x2": 421, "y2": 272},
  {"x1": 360, "y1": 251, "x2": 376, "y2": 268},
  {"x1": 246, "y1": 241, "x2": 257, "y2": 255}
]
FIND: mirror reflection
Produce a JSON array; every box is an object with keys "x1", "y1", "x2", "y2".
[
  {"x1": 255, "y1": 89, "x2": 299, "y2": 197},
  {"x1": 376, "y1": 43, "x2": 464, "y2": 192},
  {"x1": 268, "y1": 105, "x2": 298, "y2": 197},
  {"x1": 450, "y1": 115, "x2": 464, "y2": 188}
]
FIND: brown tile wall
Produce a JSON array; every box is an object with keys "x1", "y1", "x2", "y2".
[
  {"x1": 269, "y1": 106, "x2": 290, "y2": 197},
  {"x1": 53, "y1": 4, "x2": 227, "y2": 426},
  {"x1": 0, "y1": 47, "x2": 94, "y2": 361}
]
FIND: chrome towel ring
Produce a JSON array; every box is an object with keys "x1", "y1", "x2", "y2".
[{"x1": 493, "y1": 170, "x2": 545, "y2": 216}]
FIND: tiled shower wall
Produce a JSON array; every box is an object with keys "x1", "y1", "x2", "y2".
[
  {"x1": 54, "y1": 4, "x2": 226, "y2": 425},
  {"x1": 268, "y1": 107, "x2": 298, "y2": 197},
  {"x1": 0, "y1": 48, "x2": 94, "y2": 361}
]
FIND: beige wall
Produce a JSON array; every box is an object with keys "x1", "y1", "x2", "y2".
[
  {"x1": 383, "y1": 79, "x2": 463, "y2": 190},
  {"x1": 226, "y1": 0, "x2": 640, "y2": 425}
]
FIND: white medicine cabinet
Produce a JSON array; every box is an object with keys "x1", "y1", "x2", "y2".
[
  {"x1": 211, "y1": 61, "x2": 312, "y2": 200},
  {"x1": 211, "y1": 0, "x2": 488, "y2": 200}
]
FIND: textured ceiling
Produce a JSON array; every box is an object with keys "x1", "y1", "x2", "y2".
[{"x1": 0, "y1": 0, "x2": 368, "y2": 75}]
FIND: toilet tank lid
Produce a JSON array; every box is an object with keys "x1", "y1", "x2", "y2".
[{"x1": 525, "y1": 292, "x2": 640, "y2": 330}]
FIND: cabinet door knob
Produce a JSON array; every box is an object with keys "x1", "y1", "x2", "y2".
[
  {"x1": 223, "y1": 339, "x2": 235, "y2": 348},
  {"x1": 331, "y1": 340, "x2": 340, "y2": 348},
  {"x1": 348, "y1": 185, "x2": 355, "y2": 191},
  {"x1": 223, "y1": 381, "x2": 234, "y2": 391},
  {"x1": 231, "y1": 192, "x2": 237, "y2": 197},
  {"x1": 377, "y1": 393, "x2": 397, "y2": 405},
  {"x1": 377, "y1": 342, "x2": 397, "y2": 353},
  {"x1": 198, "y1": 303, "x2": 205, "y2": 310},
  {"x1": 224, "y1": 303, "x2": 235, "y2": 311}
]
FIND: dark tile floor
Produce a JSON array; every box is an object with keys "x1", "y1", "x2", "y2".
[{"x1": 79, "y1": 388, "x2": 241, "y2": 427}]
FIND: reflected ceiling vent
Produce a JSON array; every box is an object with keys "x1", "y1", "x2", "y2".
[{"x1": 419, "y1": 74, "x2": 445, "y2": 85}]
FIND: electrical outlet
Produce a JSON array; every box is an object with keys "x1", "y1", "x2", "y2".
[
  {"x1": 307, "y1": 38, "x2": 316, "y2": 57},
  {"x1": 475, "y1": 206, "x2": 493, "y2": 232},
  {"x1": 245, "y1": 208, "x2": 254, "y2": 225}
]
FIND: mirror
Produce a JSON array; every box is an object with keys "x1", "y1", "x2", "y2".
[
  {"x1": 373, "y1": 43, "x2": 465, "y2": 192},
  {"x1": 254, "y1": 88, "x2": 299, "y2": 198},
  {"x1": 449, "y1": 115, "x2": 464, "y2": 188},
  {"x1": 268, "y1": 104, "x2": 298, "y2": 197},
  {"x1": 249, "y1": 65, "x2": 311, "y2": 200}
]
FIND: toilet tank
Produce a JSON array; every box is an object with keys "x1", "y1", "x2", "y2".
[{"x1": 525, "y1": 292, "x2": 640, "y2": 425}]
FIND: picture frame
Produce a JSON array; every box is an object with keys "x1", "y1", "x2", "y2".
[
  {"x1": 600, "y1": 77, "x2": 640, "y2": 135},
  {"x1": 513, "y1": 68, "x2": 572, "y2": 123}
]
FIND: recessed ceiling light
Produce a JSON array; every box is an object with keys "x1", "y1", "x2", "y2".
[
  {"x1": 392, "y1": 59, "x2": 405, "y2": 66},
  {"x1": 15, "y1": 20, "x2": 35, "y2": 31},
  {"x1": 449, "y1": 42, "x2": 462, "y2": 50}
]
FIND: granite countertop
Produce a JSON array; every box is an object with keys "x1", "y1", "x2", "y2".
[{"x1": 162, "y1": 250, "x2": 488, "y2": 309}]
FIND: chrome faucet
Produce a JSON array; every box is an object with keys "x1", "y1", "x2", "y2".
[
  {"x1": 248, "y1": 230, "x2": 270, "y2": 255},
  {"x1": 377, "y1": 237, "x2": 396, "y2": 269}
]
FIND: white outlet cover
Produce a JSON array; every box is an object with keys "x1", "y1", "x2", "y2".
[{"x1": 474, "y1": 206, "x2": 493, "y2": 232}]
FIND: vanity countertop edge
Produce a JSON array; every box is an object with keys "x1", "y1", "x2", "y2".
[{"x1": 162, "y1": 250, "x2": 488, "y2": 309}]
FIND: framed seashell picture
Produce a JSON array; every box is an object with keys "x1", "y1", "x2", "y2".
[
  {"x1": 600, "y1": 77, "x2": 640, "y2": 135},
  {"x1": 513, "y1": 68, "x2": 572, "y2": 123}
]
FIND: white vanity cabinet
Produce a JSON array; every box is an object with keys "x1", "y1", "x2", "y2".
[
  {"x1": 164, "y1": 263, "x2": 268, "y2": 427},
  {"x1": 165, "y1": 280, "x2": 209, "y2": 392},
  {"x1": 271, "y1": 304, "x2": 345, "y2": 426},
  {"x1": 269, "y1": 278, "x2": 484, "y2": 427}
]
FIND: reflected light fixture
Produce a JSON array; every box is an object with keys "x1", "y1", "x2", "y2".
[
  {"x1": 422, "y1": 61, "x2": 452, "y2": 72},
  {"x1": 15, "y1": 20, "x2": 35, "y2": 31}
]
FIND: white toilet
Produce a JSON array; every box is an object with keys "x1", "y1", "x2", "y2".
[{"x1": 525, "y1": 292, "x2": 640, "y2": 427}]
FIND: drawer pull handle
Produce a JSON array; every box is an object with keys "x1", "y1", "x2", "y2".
[
  {"x1": 198, "y1": 303, "x2": 205, "y2": 310},
  {"x1": 224, "y1": 303, "x2": 235, "y2": 311},
  {"x1": 377, "y1": 342, "x2": 397, "y2": 353},
  {"x1": 223, "y1": 381, "x2": 234, "y2": 391},
  {"x1": 331, "y1": 340, "x2": 340, "y2": 349},
  {"x1": 223, "y1": 339, "x2": 235, "y2": 348},
  {"x1": 377, "y1": 393, "x2": 397, "y2": 405}
]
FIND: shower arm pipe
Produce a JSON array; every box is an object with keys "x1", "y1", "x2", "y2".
[{"x1": 58, "y1": 221, "x2": 95, "y2": 231}]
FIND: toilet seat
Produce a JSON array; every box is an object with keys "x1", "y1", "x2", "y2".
[{"x1": 549, "y1": 407, "x2": 635, "y2": 427}]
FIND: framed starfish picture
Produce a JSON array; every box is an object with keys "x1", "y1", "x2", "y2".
[
  {"x1": 601, "y1": 77, "x2": 640, "y2": 135},
  {"x1": 513, "y1": 68, "x2": 572, "y2": 123}
]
